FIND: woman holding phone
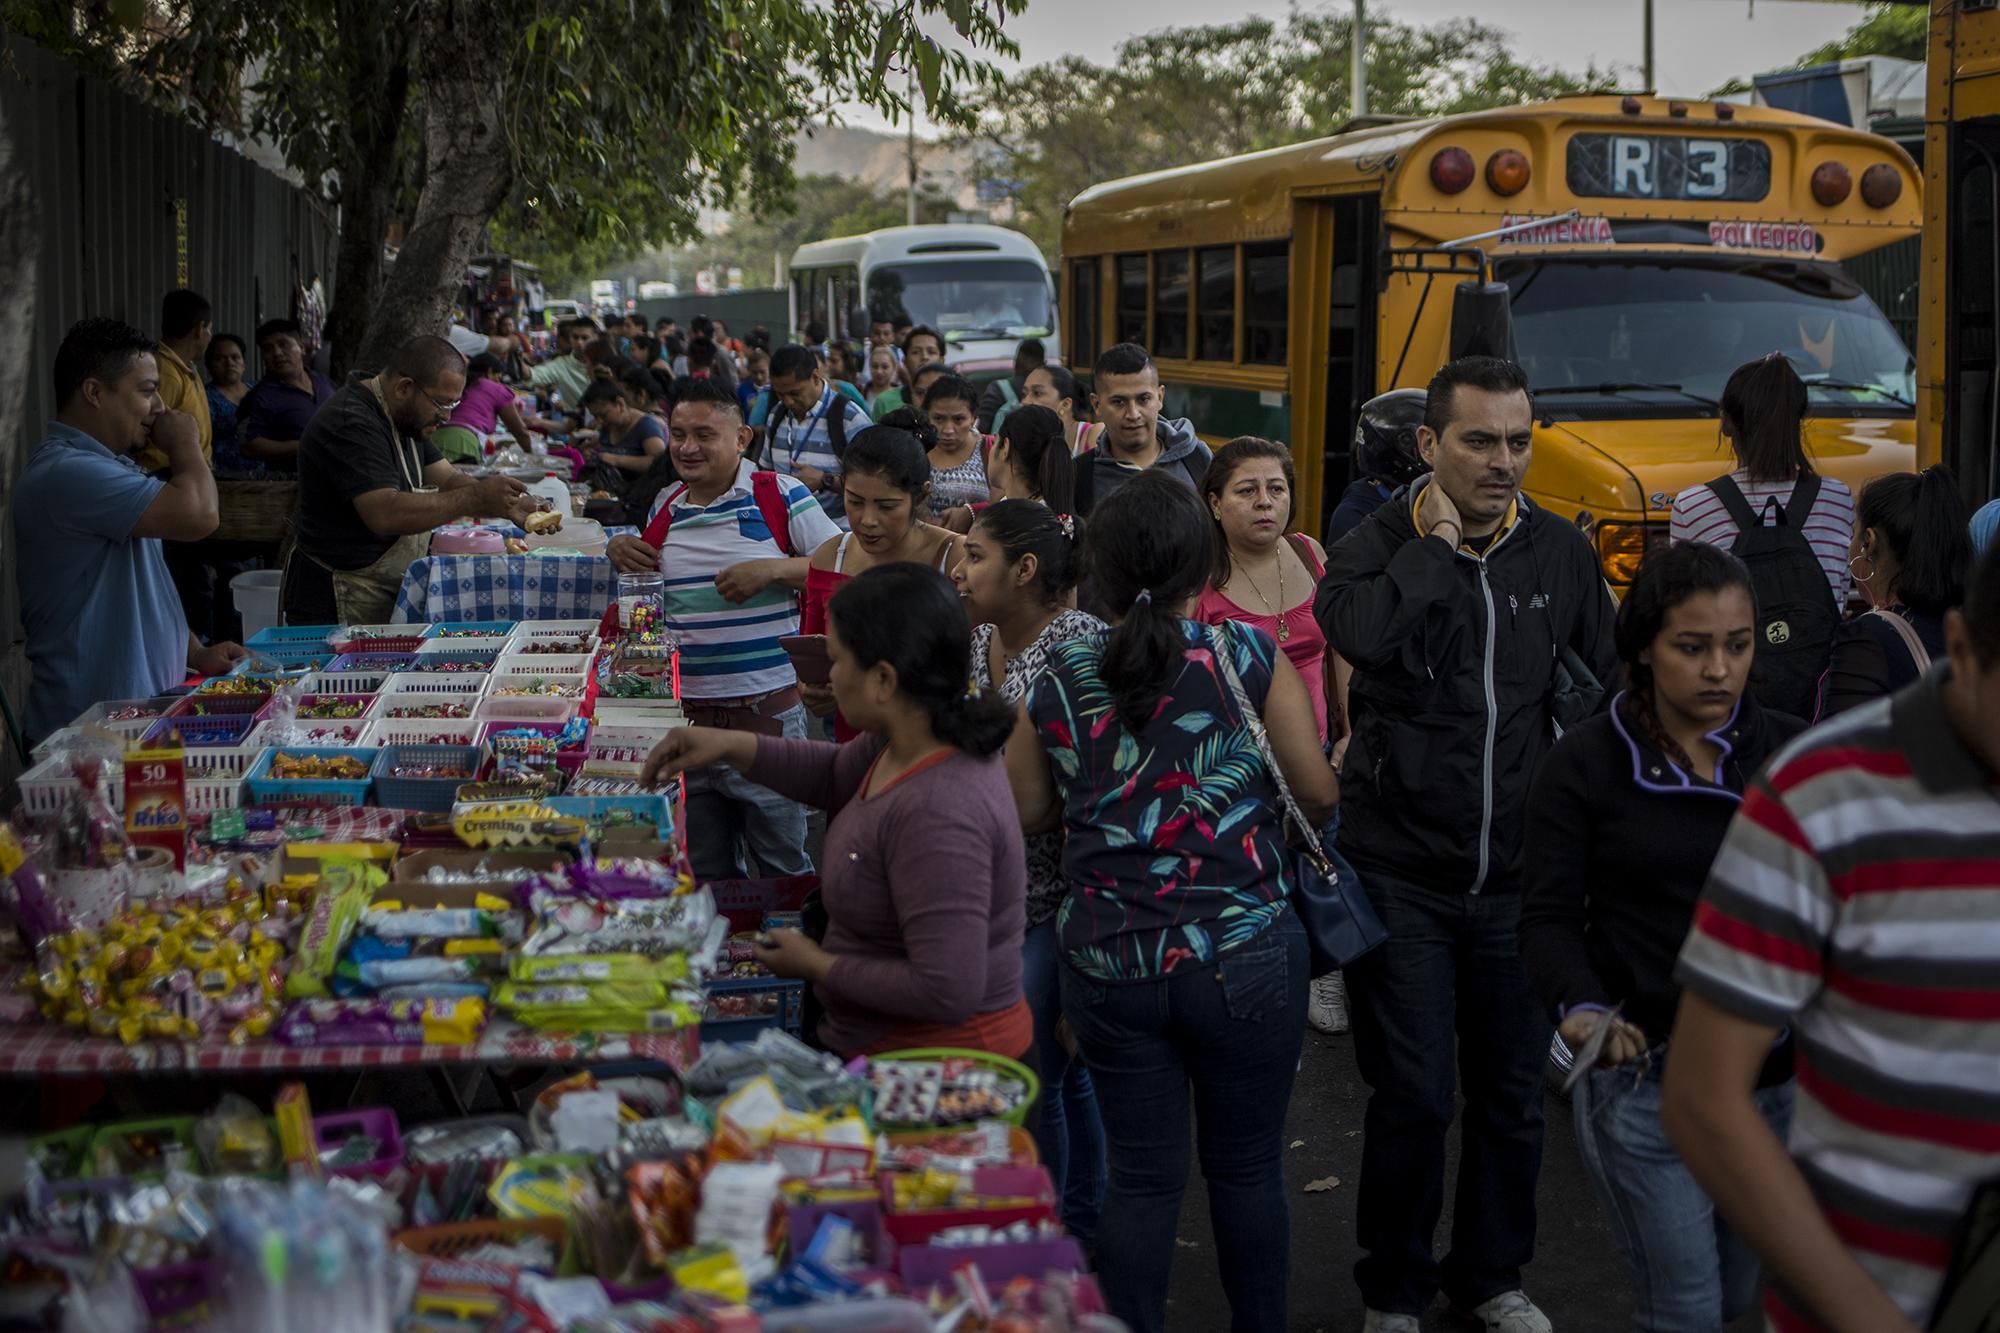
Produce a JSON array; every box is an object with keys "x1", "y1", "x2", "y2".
[
  {"x1": 797, "y1": 426, "x2": 960, "y2": 739},
  {"x1": 643, "y1": 564, "x2": 1030, "y2": 1059}
]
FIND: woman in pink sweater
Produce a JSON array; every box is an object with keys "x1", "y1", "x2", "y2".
[{"x1": 643, "y1": 563, "x2": 1029, "y2": 1058}]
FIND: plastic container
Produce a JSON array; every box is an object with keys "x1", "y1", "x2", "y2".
[
  {"x1": 15, "y1": 753, "x2": 124, "y2": 818},
  {"x1": 484, "y1": 667, "x2": 585, "y2": 695},
  {"x1": 144, "y1": 699, "x2": 261, "y2": 749},
  {"x1": 313, "y1": 1107, "x2": 403, "y2": 1180},
  {"x1": 702, "y1": 975, "x2": 804, "y2": 1039},
  {"x1": 328, "y1": 624, "x2": 433, "y2": 654},
  {"x1": 84, "y1": 1115, "x2": 199, "y2": 1181},
  {"x1": 526, "y1": 473, "x2": 572, "y2": 513},
  {"x1": 871, "y1": 1047, "x2": 1043, "y2": 1130},
  {"x1": 247, "y1": 623, "x2": 339, "y2": 648},
  {"x1": 877, "y1": 1165, "x2": 1058, "y2": 1246},
  {"x1": 615, "y1": 571, "x2": 665, "y2": 639},
  {"x1": 378, "y1": 672, "x2": 486, "y2": 705},
  {"x1": 370, "y1": 744, "x2": 485, "y2": 813},
  {"x1": 229, "y1": 569, "x2": 284, "y2": 640},
  {"x1": 66, "y1": 696, "x2": 178, "y2": 741},
  {"x1": 364, "y1": 716, "x2": 482, "y2": 747},
  {"x1": 896, "y1": 1235, "x2": 1086, "y2": 1289},
  {"x1": 430, "y1": 619, "x2": 518, "y2": 640},
  {"x1": 493, "y1": 649, "x2": 593, "y2": 676},
  {"x1": 132, "y1": 1259, "x2": 215, "y2": 1323},
  {"x1": 315, "y1": 652, "x2": 418, "y2": 694},
  {"x1": 274, "y1": 693, "x2": 382, "y2": 725},
  {"x1": 185, "y1": 773, "x2": 244, "y2": 813},
  {"x1": 181, "y1": 744, "x2": 262, "y2": 778},
  {"x1": 246, "y1": 717, "x2": 372, "y2": 749},
  {"x1": 393, "y1": 1217, "x2": 567, "y2": 1261},
  {"x1": 230, "y1": 645, "x2": 332, "y2": 675},
  {"x1": 243, "y1": 746, "x2": 379, "y2": 807},
  {"x1": 473, "y1": 692, "x2": 579, "y2": 724},
  {"x1": 756, "y1": 1299, "x2": 933, "y2": 1333},
  {"x1": 400, "y1": 648, "x2": 498, "y2": 676},
  {"x1": 542, "y1": 793, "x2": 672, "y2": 838},
  {"x1": 507, "y1": 619, "x2": 603, "y2": 642}
]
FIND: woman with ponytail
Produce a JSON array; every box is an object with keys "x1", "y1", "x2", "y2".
[
  {"x1": 952, "y1": 500, "x2": 1106, "y2": 1242},
  {"x1": 642, "y1": 563, "x2": 1029, "y2": 1060},
  {"x1": 939, "y1": 404, "x2": 1078, "y2": 532},
  {"x1": 1003, "y1": 471, "x2": 1338, "y2": 1333},
  {"x1": 1670, "y1": 352, "x2": 1857, "y2": 607},
  {"x1": 1819, "y1": 466, "x2": 1975, "y2": 717}
]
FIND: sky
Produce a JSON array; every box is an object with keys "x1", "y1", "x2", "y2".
[{"x1": 846, "y1": 0, "x2": 1878, "y2": 135}]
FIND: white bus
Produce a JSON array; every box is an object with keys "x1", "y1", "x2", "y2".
[{"x1": 787, "y1": 225, "x2": 1059, "y2": 367}]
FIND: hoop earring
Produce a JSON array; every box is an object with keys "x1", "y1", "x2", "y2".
[{"x1": 1849, "y1": 551, "x2": 1876, "y2": 585}]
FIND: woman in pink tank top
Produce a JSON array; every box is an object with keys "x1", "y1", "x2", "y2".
[{"x1": 1193, "y1": 438, "x2": 1336, "y2": 745}]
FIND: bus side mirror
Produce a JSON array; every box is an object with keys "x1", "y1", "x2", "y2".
[{"x1": 1450, "y1": 282, "x2": 1514, "y2": 361}]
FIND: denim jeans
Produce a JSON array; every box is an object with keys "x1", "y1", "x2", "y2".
[
  {"x1": 682, "y1": 703, "x2": 814, "y2": 880},
  {"x1": 1021, "y1": 916, "x2": 1106, "y2": 1246},
  {"x1": 1061, "y1": 910, "x2": 1306, "y2": 1333},
  {"x1": 1346, "y1": 878, "x2": 1552, "y2": 1314},
  {"x1": 1574, "y1": 1060, "x2": 1795, "y2": 1332}
]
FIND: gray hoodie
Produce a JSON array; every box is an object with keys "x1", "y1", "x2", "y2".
[{"x1": 1080, "y1": 416, "x2": 1211, "y2": 512}]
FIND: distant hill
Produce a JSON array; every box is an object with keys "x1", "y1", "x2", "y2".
[{"x1": 789, "y1": 122, "x2": 985, "y2": 213}]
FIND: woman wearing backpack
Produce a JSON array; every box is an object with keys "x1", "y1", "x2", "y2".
[
  {"x1": 1817, "y1": 466, "x2": 1975, "y2": 718},
  {"x1": 1670, "y1": 353, "x2": 1856, "y2": 719}
]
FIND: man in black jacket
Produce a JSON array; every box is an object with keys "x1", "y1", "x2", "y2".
[{"x1": 1315, "y1": 356, "x2": 1618, "y2": 1333}]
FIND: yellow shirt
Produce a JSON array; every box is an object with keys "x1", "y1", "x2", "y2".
[{"x1": 139, "y1": 341, "x2": 214, "y2": 473}]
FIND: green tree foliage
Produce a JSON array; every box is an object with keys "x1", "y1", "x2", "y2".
[
  {"x1": 8, "y1": 0, "x2": 1022, "y2": 367},
  {"x1": 957, "y1": 11, "x2": 1616, "y2": 256},
  {"x1": 1794, "y1": 3, "x2": 1928, "y2": 67}
]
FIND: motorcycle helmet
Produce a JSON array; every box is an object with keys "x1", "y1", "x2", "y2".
[{"x1": 1353, "y1": 389, "x2": 1429, "y2": 487}]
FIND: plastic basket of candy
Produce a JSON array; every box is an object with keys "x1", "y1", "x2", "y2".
[
  {"x1": 701, "y1": 975, "x2": 804, "y2": 1039},
  {"x1": 242, "y1": 747, "x2": 378, "y2": 807},
  {"x1": 429, "y1": 619, "x2": 518, "y2": 641},
  {"x1": 144, "y1": 694, "x2": 265, "y2": 748},
  {"x1": 231, "y1": 645, "x2": 334, "y2": 675},
  {"x1": 313, "y1": 1107, "x2": 404, "y2": 1180},
  {"x1": 313, "y1": 653, "x2": 418, "y2": 694},
  {"x1": 868, "y1": 1048, "x2": 1042, "y2": 1131},
  {"x1": 327, "y1": 623, "x2": 431, "y2": 654},
  {"x1": 246, "y1": 717, "x2": 373, "y2": 748},
  {"x1": 377, "y1": 676, "x2": 485, "y2": 711},
  {"x1": 278, "y1": 693, "x2": 382, "y2": 723},
  {"x1": 401, "y1": 648, "x2": 500, "y2": 676},
  {"x1": 66, "y1": 697, "x2": 178, "y2": 743},
  {"x1": 370, "y1": 744, "x2": 486, "y2": 813},
  {"x1": 16, "y1": 753, "x2": 124, "y2": 818},
  {"x1": 246, "y1": 623, "x2": 337, "y2": 648},
  {"x1": 362, "y1": 715, "x2": 482, "y2": 747}
]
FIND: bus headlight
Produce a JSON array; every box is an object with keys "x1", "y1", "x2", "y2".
[
  {"x1": 1811, "y1": 161, "x2": 1852, "y2": 207},
  {"x1": 1860, "y1": 163, "x2": 1902, "y2": 209},
  {"x1": 1431, "y1": 147, "x2": 1475, "y2": 195},
  {"x1": 1486, "y1": 150, "x2": 1531, "y2": 196},
  {"x1": 1595, "y1": 521, "x2": 1671, "y2": 586}
]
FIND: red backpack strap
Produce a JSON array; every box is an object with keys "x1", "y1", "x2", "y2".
[
  {"x1": 639, "y1": 482, "x2": 688, "y2": 549},
  {"x1": 750, "y1": 470, "x2": 794, "y2": 556}
]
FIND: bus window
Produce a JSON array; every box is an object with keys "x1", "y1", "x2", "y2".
[
  {"x1": 1244, "y1": 242, "x2": 1288, "y2": 365},
  {"x1": 1155, "y1": 250, "x2": 1191, "y2": 359},
  {"x1": 1070, "y1": 261, "x2": 1099, "y2": 364},
  {"x1": 1116, "y1": 255, "x2": 1148, "y2": 346},
  {"x1": 1197, "y1": 246, "x2": 1236, "y2": 361}
]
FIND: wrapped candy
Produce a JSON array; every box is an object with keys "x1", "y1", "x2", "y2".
[{"x1": 275, "y1": 995, "x2": 487, "y2": 1046}]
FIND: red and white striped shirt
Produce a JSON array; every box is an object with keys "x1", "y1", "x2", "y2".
[
  {"x1": 1676, "y1": 670, "x2": 2000, "y2": 1331},
  {"x1": 1671, "y1": 470, "x2": 1855, "y2": 608}
]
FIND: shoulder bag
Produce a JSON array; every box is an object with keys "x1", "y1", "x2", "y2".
[{"x1": 1207, "y1": 624, "x2": 1388, "y2": 977}]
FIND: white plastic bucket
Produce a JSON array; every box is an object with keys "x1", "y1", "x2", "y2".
[{"x1": 230, "y1": 569, "x2": 284, "y2": 638}]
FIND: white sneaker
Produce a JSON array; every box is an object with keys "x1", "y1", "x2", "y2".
[
  {"x1": 1308, "y1": 972, "x2": 1350, "y2": 1034},
  {"x1": 1361, "y1": 1311, "x2": 1420, "y2": 1333},
  {"x1": 1465, "y1": 1290, "x2": 1553, "y2": 1333}
]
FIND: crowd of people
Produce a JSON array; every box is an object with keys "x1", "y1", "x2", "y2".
[{"x1": 13, "y1": 282, "x2": 2000, "y2": 1333}]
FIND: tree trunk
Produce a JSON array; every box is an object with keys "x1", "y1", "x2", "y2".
[
  {"x1": 355, "y1": 0, "x2": 513, "y2": 373},
  {"x1": 321, "y1": 5, "x2": 414, "y2": 379},
  {"x1": 0, "y1": 89, "x2": 41, "y2": 785}
]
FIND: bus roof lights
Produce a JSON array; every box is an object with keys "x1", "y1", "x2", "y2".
[
  {"x1": 1715, "y1": 102, "x2": 1735, "y2": 121},
  {"x1": 1431, "y1": 147, "x2": 1475, "y2": 195},
  {"x1": 1860, "y1": 163, "x2": 1903, "y2": 209},
  {"x1": 1811, "y1": 161, "x2": 1853, "y2": 207},
  {"x1": 1620, "y1": 96, "x2": 1643, "y2": 115},
  {"x1": 1668, "y1": 103, "x2": 1689, "y2": 118},
  {"x1": 1486, "y1": 150, "x2": 1532, "y2": 196}
]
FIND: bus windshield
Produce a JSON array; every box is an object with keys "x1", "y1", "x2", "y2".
[
  {"x1": 1502, "y1": 257, "x2": 1915, "y2": 413},
  {"x1": 866, "y1": 258, "x2": 1053, "y2": 342}
]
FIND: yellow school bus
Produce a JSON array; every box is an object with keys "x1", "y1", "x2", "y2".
[
  {"x1": 1062, "y1": 95, "x2": 1921, "y2": 584},
  {"x1": 1917, "y1": 0, "x2": 2000, "y2": 503}
]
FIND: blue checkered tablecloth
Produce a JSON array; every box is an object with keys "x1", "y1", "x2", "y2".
[{"x1": 392, "y1": 526, "x2": 639, "y2": 623}]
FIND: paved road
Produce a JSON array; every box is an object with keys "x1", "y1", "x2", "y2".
[{"x1": 1161, "y1": 1025, "x2": 1646, "y2": 1332}]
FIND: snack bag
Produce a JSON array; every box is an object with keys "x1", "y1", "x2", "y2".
[{"x1": 285, "y1": 859, "x2": 385, "y2": 999}]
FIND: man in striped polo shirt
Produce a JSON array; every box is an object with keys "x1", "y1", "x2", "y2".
[
  {"x1": 1663, "y1": 539, "x2": 2000, "y2": 1333},
  {"x1": 764, "y1": 343, "x2": 871, "y2": 526},
  {"x1": 608, "y1": 378, "x2": 840, "y2": 880}
]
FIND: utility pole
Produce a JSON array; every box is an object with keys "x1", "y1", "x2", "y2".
[
  {"x1": 1643, "y1": 0, "x2": 1655, "y2": 92},
  {"x1": 1352, "y1": 0, "x2": 1368, "y2": 118},
  {"x1": 906, "y1": 65, "x2": 918, "y2": 226}
]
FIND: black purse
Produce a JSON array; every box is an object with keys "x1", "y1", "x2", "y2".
[{"x1": 1209, "y1": 627, "x2": 1389, "y2": 978}]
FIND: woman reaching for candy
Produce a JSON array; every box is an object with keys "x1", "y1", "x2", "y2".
[{"x1": 641, "y1": 562, "x2": 1030, "y2": 1062}]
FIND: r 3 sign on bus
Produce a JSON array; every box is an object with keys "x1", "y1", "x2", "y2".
[{"x1": 1567, "y1": 133, "x2": 1773, "y2": 202}]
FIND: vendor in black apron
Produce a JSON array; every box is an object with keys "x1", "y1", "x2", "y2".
[{"x1": 282, "y1": 334, "x2": 538, "y2": 625}]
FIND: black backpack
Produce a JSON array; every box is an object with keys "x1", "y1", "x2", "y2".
[
  {"x1": 754, "y1": 392, "x2": 849, "y2": 468},
  {"x1": 1706, "y1": 473, "x2": 1840, "y2": 720}
]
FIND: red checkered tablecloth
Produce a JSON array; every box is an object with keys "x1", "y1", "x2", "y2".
[{"x1": 0, "y1": 1019, "x2": 695, "y2": 1075}]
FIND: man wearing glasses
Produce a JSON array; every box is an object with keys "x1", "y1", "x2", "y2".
[{"x1": 283, "y1": 335, "x2": 537, "y2": 624}]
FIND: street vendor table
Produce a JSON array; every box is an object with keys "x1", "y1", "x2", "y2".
[
  {"x1": 0, "y1": 1020, "x2": 695, "y2": 1076},
  {"x1": 392, "y1": 526, "x2": 641, "y2": 623}
]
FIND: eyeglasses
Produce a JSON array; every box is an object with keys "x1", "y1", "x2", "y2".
[{"x1": 421, "y1": 389, "x2": 462, "y2": 415}]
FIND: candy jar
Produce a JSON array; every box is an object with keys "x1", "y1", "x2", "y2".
[{"x1": 617, "y1": 572, "x2": 667, "y2": 645}]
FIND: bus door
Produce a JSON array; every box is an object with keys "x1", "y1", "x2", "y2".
[
  {"x1": 1291, "y1": 195, "x2": 1382, "y2": 529},
  {"x1": 1944, "y1": 117, "x2": 2000, "y2": 498}
]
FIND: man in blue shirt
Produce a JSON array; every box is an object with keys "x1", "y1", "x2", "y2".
[
  {"x1": 14, "y1": 318, "x2": 247, "y2": 743},
  {"x1": 762, "y1": 343, "x2": 871, "y2": 525}
]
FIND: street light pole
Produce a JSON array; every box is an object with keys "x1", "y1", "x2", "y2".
[
  {"x1": 1643, "y1": 0, "x2": 1655, "y2": 92},
  {"x1": 1352, "y1": 0, "x2": 1368, "y2": 118},
  {"x1": 906, "y1": 65, "x2": 918, "y2": 226}
]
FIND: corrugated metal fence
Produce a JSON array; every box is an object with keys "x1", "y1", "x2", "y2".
[{"x1": 0, "y1": 34, "x2": 339, "y2": 788}]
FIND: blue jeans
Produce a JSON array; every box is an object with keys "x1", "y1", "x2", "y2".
[
  {"x1": 1061, "y1": 910, "x2": 1307, "y2": 1333},
  {"x1": 1347, "y1": 878, "x2": 1552, "y2": 1314},
  {"x1": 682, "y1": 703, "x2": 814, "y2": 880},
  {"x1": 1021, "y1": 917, "x2": 1106, "y2": 1245},
  {"x1": 1574, "y1": 1061, "x2": 1795, "y2": 1332}
]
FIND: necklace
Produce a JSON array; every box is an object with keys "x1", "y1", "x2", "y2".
[{"x1": 1237, "y1": 551, "x2": 1289, "y2": 641}]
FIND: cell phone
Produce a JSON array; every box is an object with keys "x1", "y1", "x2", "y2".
[{"x1": 778, "y1": 634, "x2": 832, "y2": 686}]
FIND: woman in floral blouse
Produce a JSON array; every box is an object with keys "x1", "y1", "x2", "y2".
[
  {"x1": 1005, "y1": 471, "x2": 1338, "y2": 1333},
  {"x1": 954, "y1": 499, "x2": 1105, "y2": 1244}
]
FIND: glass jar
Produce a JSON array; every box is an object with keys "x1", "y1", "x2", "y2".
[{"x1": 616, "y1": 571, "x2": 667, "y2": 644}]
